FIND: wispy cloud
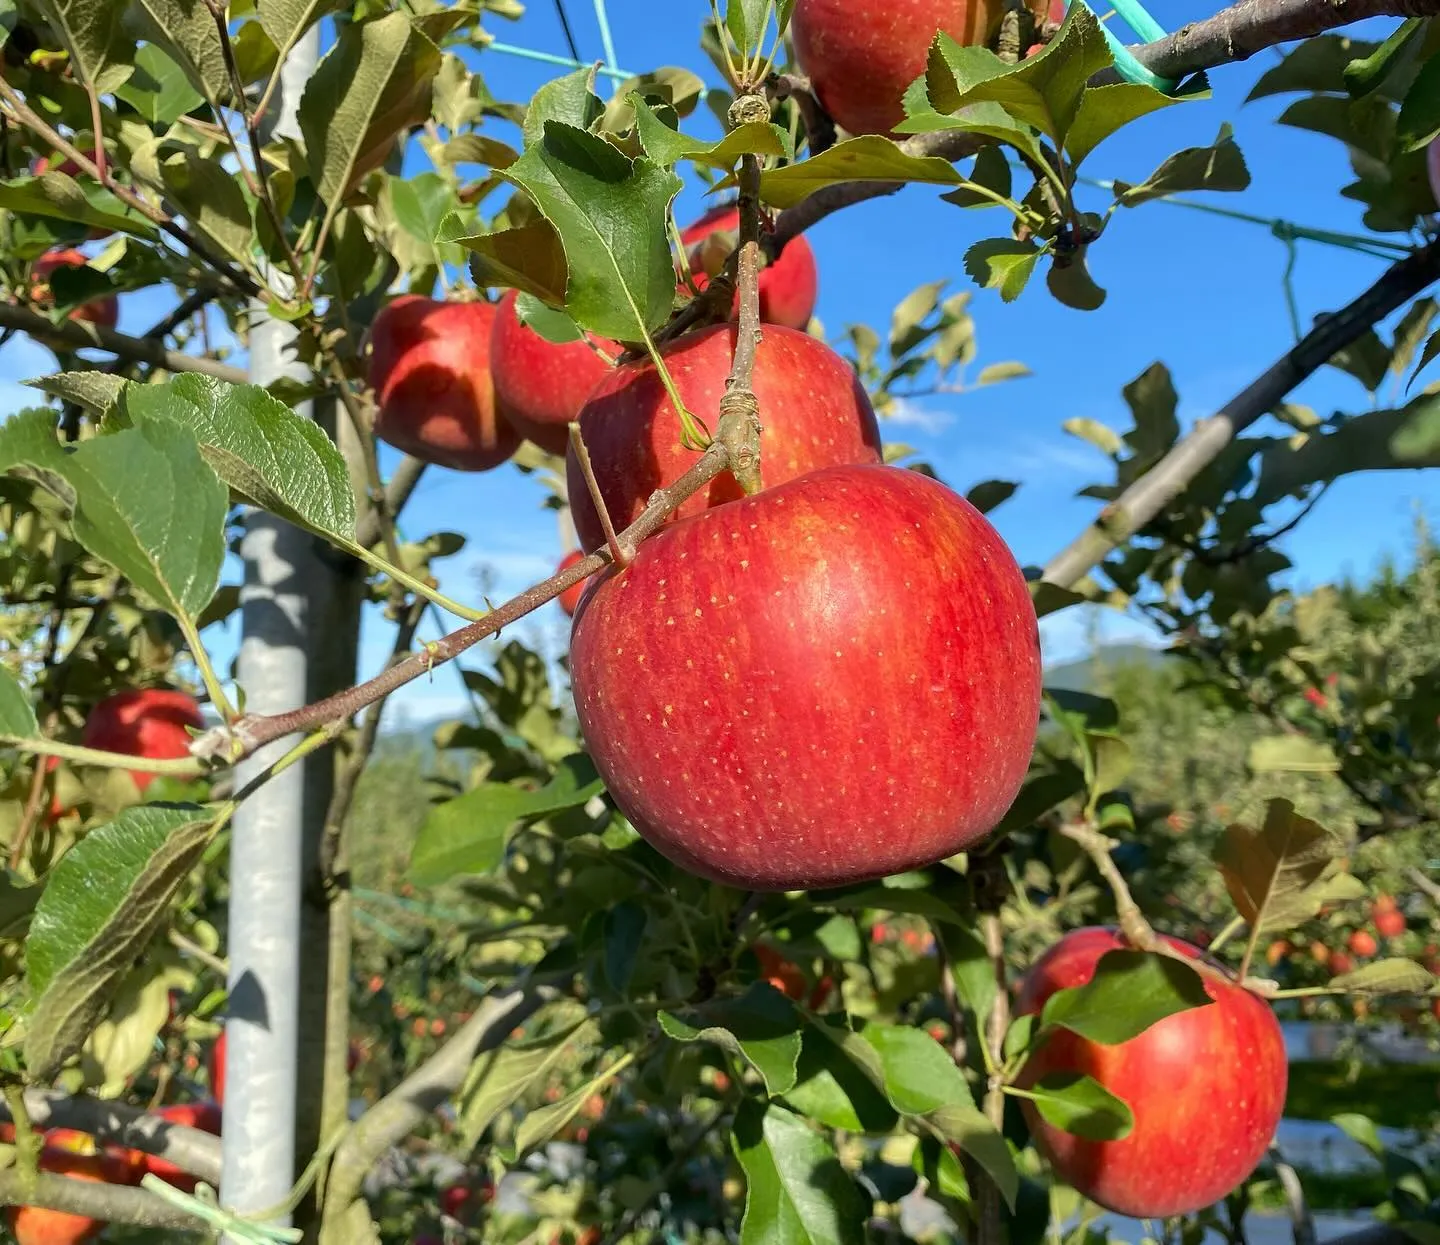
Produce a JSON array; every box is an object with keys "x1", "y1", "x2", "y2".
[
  {"x1": 1039, "y1": 604, "x2": 1162, "y2": 666},
  {"x1": 1000, "y1": 434, "x2": 1109, "y2": 480},
  {"x1": 883, "y1": 396, "x2": 953, "y2": 435}
]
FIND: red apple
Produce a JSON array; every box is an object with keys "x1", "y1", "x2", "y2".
[
  {"x1": 7, "y1": 1146, "x2": 142, "y2": 1245},
  {"x1": 33, "y1": 153, "x2": 89, "y2": 177},
  {"x1": 367, "y1": 296, "x2": 518, "y2": 472},
  {"x1": 1347, "y1": 929, "x2": 1378, "y2": 958},
  {"x1": 80, "y1": 689, "x2": 203, "y2": 793},
  {"x1": 792, "y1": 0, "x2": 1005, "y2": 136},
  {"x1": 566, "y1": 323, "x2": 882, "y2": 553},
  {"x1": 209, "y1": 1030, "x2": 226, "y2": 1105},
  {"x1": 556, "y1": 550, "x2": 590, "y2": 617},
  {"x1": 1374, "y1": 908, "x2": 1405, "y2": 939},
  {"x1": 489, "y1": 289, "x2": 618, "y2": 456},
  {"x1": 138, "y1": 1102, "x2": 222, "y2": 1193},
  {"x1": 1017, "y1": 927, "x2": 1287, "y2": 1218},
  {"x1": 1328, "y1": 951, "x2": 1354, "y2": 977},
  {"x1": 30, "y1": 249, "x2": 118, "y2": 330},
  {"x1": 753, "y1": 944, "x2": 807, "y2": 1000},
  {"x1": 569, "y1": 463, "x2": 1041, "y2": 890},
  {"x1": 679, "y1": 205, "x2": 818, "y2": 331}
]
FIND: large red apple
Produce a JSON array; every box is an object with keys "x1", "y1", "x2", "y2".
[
  {"x1": 566, "y1": 324, "x2": 882, "y2": 553},
  {"x1": 7, "y1": 1146, "x2": 141, "y2": 1245},
  {"x1": 792, "y1": 0, "x2": 1005, "y2": 136},
  {"x1": 136, "y1": 1102, "x2": 222, "y2": 1193},
  {"x1": 679, "y1": 205, "x2": 818, "y2": 330},
  {"x1": 80, "y1": 689, "x2": 204, "y2": 793},
  {"x1": 1017, "y1": 927, "x2": 1287, "y2": 1219},
  {"x1": 367, "y1": 295, "x2": 518, "y2": 472},
  {"x1": 490, "y1": 290, "x2": 618, "y2": 456},
  {"x1": 569, "y1": 463, "x2": 1040, "y2": 890},
  {"x1": 31, "y1": 249, "x2": 118, "y2": 330}
]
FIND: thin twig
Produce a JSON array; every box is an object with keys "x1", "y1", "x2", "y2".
[
  {"x1": 0, "y1": 79, "x2": 265, "y2": 300},
  {"x1": 1042, "y1": 241, "x2": 1440, "y2": 588},
  {"x1": 568, "y1": 422, "x2": 631, "y2": 567},
  {"x1": 353, "y1": 456, "x2": 427, "y2": 550},
  {"x1": 1057, "y1": 821, "x2": 1160, "y2": 951},
  {"x1": 0, "y1": 304, "x2": 247, "y2": 383}
]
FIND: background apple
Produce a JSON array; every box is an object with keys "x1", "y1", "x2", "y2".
[
  {"x1": 80, "y1": 689, "x2": 204, "y2": 793},
  {"x1": 556, "y1": 551, "x2": 589, "y2": 617},
  {"x1": 1017, "y1": 927, "x2": 1287, "y2": 1218},
  {"x1": 566, "y1": 323, "x2": 883, "y2": 552},
  {"x1": 792, "y1": 0, "x2": 1005, "y2": 136},
  {"x1": 136, "y1": 1102, "x2": 222, "y2": 1193},
  {"x1": 569, "y1": 463, "x2": 1041, "y2": 890},
  {"x1": 6, "y1": 1145, "x2": 141, "y2": 1245},
  {"x1": 1347, "y1": 929, "x2": 1378, "y2": 957},
  {"x1": 31, "y1": 249, "x2": 118, "y2": 330},
  {"x1": 679, "y1": 205, "x2": 818, "y2": 330},
  {"x1": 490, "y1": 290, "x2": 618, "y2": 455},
  {"x1": 367, "y1": 296, "x2": 517, "y2": 472}
]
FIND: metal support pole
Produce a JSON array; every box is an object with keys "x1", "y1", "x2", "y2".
[{"x1": 223, "y1": 26, "x2": 321, "y2": 1238}]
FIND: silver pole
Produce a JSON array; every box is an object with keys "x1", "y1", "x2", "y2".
[{"x1": 223, "y1": 26, "x2": 322, "y2": 1236}]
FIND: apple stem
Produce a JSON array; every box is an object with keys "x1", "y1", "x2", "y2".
[
  {"x1": 1058, "y1": 820, "x2": 1161, "y2": 952},
  {"x1": 568, "y1": 423, "x2": 634, "y2": 568}
]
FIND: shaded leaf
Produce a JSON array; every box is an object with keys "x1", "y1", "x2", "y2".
[
  {"x1": 25, "y1": 805, "x2": 214, "y2": 1079},
  {"x1": 924, "y1": 1102, "x2": 1018, "y2": 1207},
  {"x1": 515, "y1": 1052, "x2": 629, "y2": 1154},
  {"x1": 448, "y1": 219, "x2": 571, "y2": 306},
  {"x1": 783, "y1": 1023, "x2": 899, "y2": 1133},
  {"x1": 257, "y1": 0, "x2": 336, "y2": 60},
  {"x1": 0, "y1": 175, "x2": 157, "y2": 239},
  {"x1": 113, "y1": 43, "x2": 205, "y2": 124},
  {"x1": 602, "y1": 900, "x2": 647, "y2": 996},
  {"x1": 33, "y1": 0, "x2": 132, "y2": 92},
  {"x1": 1113, "y1": 124, "x2": 1250, "y2": 206},
  {"x1": 1397, "y1": 50, "x2": 1440, "y2": 149},
  {"x1": 408, "y1": 754, "x2": 603, "y2": 885},
  {"x1": 1047, "y1": 252, "x2": 1106, "y2": 310},
  {"x1": 1066, "y1": 83, "x2": 1178, "y2": 166},
  {"x1": 129, "y1": 0, "x2": 229, "y2": 106},
  {"x1": 659, "y1": 981, "x2": 803, "y2": 1096},
  {"x1": 1248, "y1": 35, "x2": 1376, "y2": 99},
  {"x1": 0, "y1": 668, "x2": 38, "y2": 739},
  {"x1": 1216, "y1": 798, "x2": 1344, "y2": 930},
  {"x1": 1040, "y1": 949, "x2": 1211, "y2": 1044},
  {"x1": 24, "y1": 373, "x2": 125, "y2": 418},
  {"x1": 1023, "y1": 1072, "x2": 1134, "y2": 1140},
  {"x1": 733, "y1": 1100, "x2": 869, "y2": 1245},
  {"x1": 812, "y1": 885, "x2": 963, "y2": 924},
  {"x1": 1121, "y1": 362, "x2": 1180, "y2": 459},
  {"x1": 160, "y1": 153, "x2": 254, "y2": 265},
  {"x1": 966, "y1": 479, "x2": 1018, "y2": 513},
  {"x1": 756, "y1": 135, "x2": 964, "y2": 210},
  {"x1": 1346, "y1": 21, "x2": 1423, "y2": 99}
]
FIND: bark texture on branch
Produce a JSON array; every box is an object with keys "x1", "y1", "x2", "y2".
[
  {"x1": 0, "y1": 1169, "x2": 205, "y2": 1230},
  {"x1": 0, "y1": 304, "x2": 247, "y2": 384},
  {"x1": 1042, "y1": 240, "x2": 1440, "y2": 588}
]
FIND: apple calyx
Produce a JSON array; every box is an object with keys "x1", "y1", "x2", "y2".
[{"x1": 729, "y1": 93, "x2": 771, "y2": 126}]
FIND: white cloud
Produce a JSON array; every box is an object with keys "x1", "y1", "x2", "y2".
[
  {"x1": 1001, "y1": 434, "x2": 1109, "y2": 479},
  {"x1": 883, "y1": 396, "x2": 953, "y2": 434}
]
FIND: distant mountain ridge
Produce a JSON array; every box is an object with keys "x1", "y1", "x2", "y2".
[{"x1": 1043, "y1": 642, "x2": 1166, "y2": 693}]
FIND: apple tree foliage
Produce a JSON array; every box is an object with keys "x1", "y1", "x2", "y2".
[{"x1": 0, "y1": 0, "x2": 1436, "y2": 1242}]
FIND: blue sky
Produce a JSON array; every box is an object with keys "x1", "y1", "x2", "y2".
[{"x1": 3, "y1": 1, "x2": 1437, "y2": 728}]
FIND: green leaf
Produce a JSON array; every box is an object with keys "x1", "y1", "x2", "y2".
[
  {"x1": 25, "y1": 373, "x2": 125, "y2": 418},
  {"x1": 61, "y1": 421, "x2": 227, "y2": 623},
  {"x1": 976, "y1": 361, "x2": 1031, "y2": 386},
  {"x1": 632, "y1": 98, "x2": 792, "y2": 171},
  {"x1": 33, "y1": 0, "x2": 133, "y2": 93},
  {"x1": 1328, "y1": 957, "x2": 1435, "y2": 995},
  {"x1": 1345, "y1": 21, "x2": 1422, "y2": 99},
  {"x1": 1216, "y1": 799, "x2": 1345, "y2": 931},
  {"x1": 996, "y1": 766, "x2": 1086, "y2": 834},
  {"x1": 1062, "y1": 416, "x2": 1122, "y2": 456},
  {"x1": 936, "y1": 921, "x2": 996, "y2": 1027},
  {"x1": 1040, "y1": 949, "x2": 1212, "y2": 1044},
  {"x1": 756, "y1": 135, "x2": 965, "y2": 210},
  {"x1": 503, "y1": 123, "x2": 682, "y2": 340},
  {"x1": 514, "y1": 293, "x2": 583, "y2": 344},
  {"x1": 602, "y1": 900, "x2": 647, "y2": 995},
  {"x1": 1248, "y1": 35, "x2": 1377, "y2": 99},
  {"x1": 1022, "y1": 1072, "x2": 1134, "y2": 1140},
  {"x1": 128, "y1": 0, "x2": 229, "y2": 106},
  {"x1": 1392, "y1": 394, "x2": 1440, "y2": 457},
  {"x1": 725, "y1": 0, "x2": 772, "y2": 57},
  {"x1": 447, "y1": 219, "x2": 571, "y2": 306},
  {"x1": 0, "y1": 668, "x2": 38, "y2": 739},
  {"x1": 388, "y1": 171, "x2": 462, "y2": 262},
  {"x1": 1331, "y1": 1112, "x2": 1385, "y2": 1159},
  {"x1": 1247, "y1": 735, "x2": 1341, "y2": 773},
  {"x1": 160, "y1": 153, "x2": 254, "y2": 266},
  {"x1": 862, "y1": 1023, "x2": 975, "y2": 1114},
  {"x1": 1065, "y1": 82, "x2": 1179, "y2": 166},
  {"x1": 0, "y1": 0, "x2": 15, "y2": 50},
  {"x1": 25, "y1": 804, "x2": 214, "y2": 1080},
  {"x1": 1113, "y1": 124, "x2": 1250, "y2": 207},
  {"x1": 521, "y1": 65, "x2": 603, "y2": 147},
  {"x1": 659, "y1": 981, "x2": 803, "y2": 1096},
  {"x1": 113, "y1": 43, "x2": 206, "y2": 124},
  {"x1": 0, "y1": 175, "x2": 158, "y2": 240},
  {"x1": 1397, "y1": 50, "x2": 1440, "y2": 149},
  {"x1": 1390, "y1": 297, "x2": 1438, "y2": 378},
  {"x1": 784, "y1": 1023, "x2": 899, "y2": 1133},
  {"x1": 965, "y1": 479, "x2": 1018, "y2": 514},
  {"x1": 456, "y1": 1008, "x2": 595, "y2": 1146},
  {"x1": 924, "y1": 1102, "x2": 1018, "y2": 1207},
  {"x1": 732, "y1": 1100, "x2": 869, "y2": 1245},
  {"x1": 1003, "y1": 1013, "x2": 1036, "y2": 1061},
  {"x1": 298, "y1": 11, "x2": 441, "y2": 208},
  {"x1": 813, "y1": 884, "x2": 963, "y2": 924},
  {"x1": 408, "y1": 754, "x2": 603, "y2": 885},
  {"x1": 117, "y1": 375, "x2": 355, "y2": 545},
  {"x1": 515, "y1": 1052, "x2": 630, "y2": 1154},
  {"x1": 964, "y1": 239, "x2": 1040, "y2": 302},
  {"x1": 0, "y1": 408, "x2": 74, "y2": 503},
  {"x1": 257, "y1": 0, "x2": 336, "y2": 61}
]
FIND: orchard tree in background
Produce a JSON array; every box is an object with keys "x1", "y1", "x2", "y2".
[{"x1": 0, "y1": 0, "x2": 1437, "y2": 1242}]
